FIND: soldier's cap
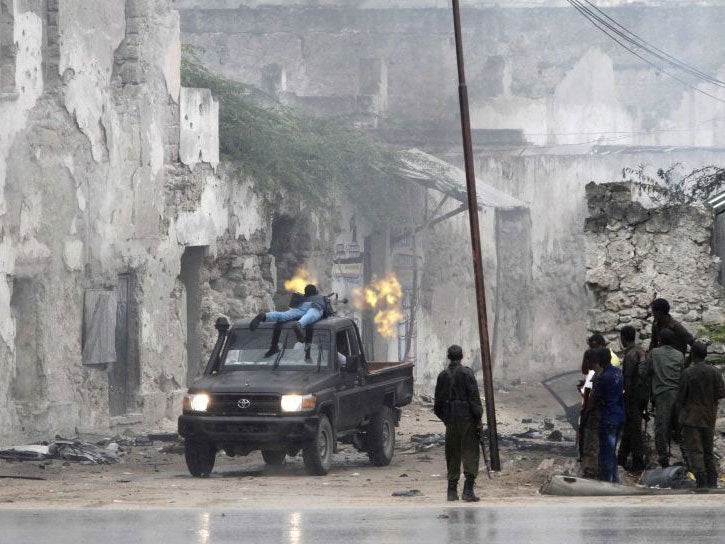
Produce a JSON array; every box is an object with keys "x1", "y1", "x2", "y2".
[{"x1": 447, "y1": 345, "x2": 463, "y2": 361}]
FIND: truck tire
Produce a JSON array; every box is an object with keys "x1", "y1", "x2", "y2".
[
  {"x1": 261, "y1": 450, "x2": 286, "y2": 466},
  {"x1": 185, "y1": 440, "x2": 216, "y2": 477},
  {"x1": 303, "y1": 415, "x2": 333, "y2": 475},
  {"x1": 367, "y1": 407, "x2": 395, "y2": 466}
]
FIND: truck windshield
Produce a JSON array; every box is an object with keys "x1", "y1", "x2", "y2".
[{"x1": 221, "y1": 328, "x2": 331, "y2": 370}]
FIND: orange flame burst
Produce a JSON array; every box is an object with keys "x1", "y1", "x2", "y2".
[
  {"x1": 284, "y1": 267, "x2": 317, "y2": 294},
  {"x1": 353, "y1": 273, "x2": 404, "y2": 339}
]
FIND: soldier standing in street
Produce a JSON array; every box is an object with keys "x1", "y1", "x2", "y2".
[
  {"x1": 678, "y1": 342, "x2": 725, "y2": 488},
  {"x1": 641, "y1": 328, "x2": 685, "y2": 468},
  {"x1": 434, "y1": 345, "x2": 484, "y2": 502},
  {"x1": 617, "y1": 326, "x2": 648, "y2": 472}
]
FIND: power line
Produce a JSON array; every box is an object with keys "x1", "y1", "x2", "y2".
[
  {"x1": 578, "y1": 0, "x2": 725, "y2": 88},
  {"x1": 567, "y1": 0, "x2": 725, "y2": 104}
]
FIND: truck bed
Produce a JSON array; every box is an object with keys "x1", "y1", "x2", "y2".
[
  {"x1": 362, "y1": 361, "x2": 414, "y2": 408},
  {"x1": 366, "y1": 361, "x2": 413, "y2": 375}
]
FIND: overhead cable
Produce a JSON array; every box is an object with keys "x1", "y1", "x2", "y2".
[{"x1": 567, "y1": 0, "x2": 725, "y2": 104}]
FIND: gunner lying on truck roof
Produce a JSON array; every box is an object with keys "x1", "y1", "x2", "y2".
[{"x1": 250, "y1": 284, "x2": 328, "y2": 357}]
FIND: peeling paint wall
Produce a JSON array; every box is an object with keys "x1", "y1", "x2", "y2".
[{"x1": 0, "y1": 0, "x2": 271, "y2": 444}]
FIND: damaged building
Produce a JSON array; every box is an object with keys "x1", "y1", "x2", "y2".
[
  {"x1": 4, "y1": 0, "x2": 725, "y2": 444},
  {"x1": 179, "y1": 0, "x2": 725, "y2": 388}
]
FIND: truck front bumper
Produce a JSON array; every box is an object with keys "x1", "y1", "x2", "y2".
[{"x1": 178, "y1": 414, "x2": 319, "y2": 446}]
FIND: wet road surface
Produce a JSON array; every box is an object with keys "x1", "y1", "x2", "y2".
[{"x1": 2, "y1": 505, "x2": 724, "y2": 543}]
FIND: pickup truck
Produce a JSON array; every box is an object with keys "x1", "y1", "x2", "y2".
[{"x1": 178, "y1": 316, "x2": 414, "y2": 476}]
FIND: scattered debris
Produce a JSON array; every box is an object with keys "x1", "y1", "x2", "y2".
[
  {"x1": 521, "y1": 418, "x2": 533, "y2": 424},
  {"x1": 392, "y1": 489, "x2": 422, "y2": 497},
  {"x1": 513, "y1": 429, "x2": 543, "y2": 440},
  {"x1": 0, "y1": 440, "x2": 119, "y2": 465},
  {"x1": 0, "y1": 475, "x2": 47, "y2": 481},
  {"x1": 399, "y1": 473, "x2": 409, "y2": 478},
  {"x1": 537, "y1": 458, "x2": 555, "y2": 471},
  {"x1": 410, "y1": 433, "x2": 445, "y2": 447},
  {"x1": 147, "y1": 433, "x2": 179, "y2": 442},
  {"x1": 0, "y1": 445, "x2": 50, "y2": 461},
  {"x1": 160, "y1": 442, "x2": 185, "y2": 455},
  {"x1": 50, "y1": 440, "x2": 119, "y2": 464},
  {"x1": 547, "y1": 430, "x2": 563, "y2": 442},
  {"x1": 543, "y1": 419, "x2": 555, "y2": 430}
]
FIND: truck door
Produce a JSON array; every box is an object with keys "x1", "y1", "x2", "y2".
[{"x1": 336, "y1": 327, "x2": 367, "y2": 431}]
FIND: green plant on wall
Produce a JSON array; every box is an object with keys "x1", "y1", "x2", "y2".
[
  {"x1": 699, "y1": 323, "x2": 725, "y2": 345},
  {"x1": 623, "y1": 163, "x2": 725, "y2": 205},
  {"x1": 180, "y1": 54, "x2": 409, "y2": 227}
]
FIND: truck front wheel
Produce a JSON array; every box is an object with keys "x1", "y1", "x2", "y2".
[
  {"x1": 303, "y1": 415, "x2": 333, "y2": 475},
  {"x1": 261, "y1": 450, "x2": 286, "y2": 466},
  {"x1": 185, "y1": 440, "x2": 216, "y2": 477},
  {"x1": 367, "y1": 407, "x2": 395, "y2": 466}
]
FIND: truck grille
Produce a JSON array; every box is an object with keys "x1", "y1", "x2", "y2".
[{"x1": 208, "y1": 394, "x2": 280, "y2": 416}]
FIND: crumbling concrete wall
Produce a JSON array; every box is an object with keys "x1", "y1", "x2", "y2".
[
  {"x1": 0, "y1": 0, "x2": 279, "y2": 444},
  {"x1": 584, "y1": 182, "x2": 725, "y2": 347}
]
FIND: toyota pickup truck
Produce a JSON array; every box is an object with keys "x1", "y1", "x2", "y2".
[{"x1": 178, "y1": 316, "x2": 414, "y2": 476}]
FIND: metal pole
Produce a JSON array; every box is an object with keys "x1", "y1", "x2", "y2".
[{"x1": 450, "y1": 0, "x2": 501, "y2": 471}]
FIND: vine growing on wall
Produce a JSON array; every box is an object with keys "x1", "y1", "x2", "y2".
[
  {"x1": 623, "y1": 163, "x2": 725, "y2": 205},
  {"x1": 180, "y1": 52, "x2": 409, "y2": 227}
]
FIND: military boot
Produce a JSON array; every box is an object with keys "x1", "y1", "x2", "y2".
[
  {"x1": 264, "y1": 325, "x2": 282, "y2": 358},
  {"x1": 447, "y1": 480, "x2": 459, "y2": 502},
  {"x1": 461, "y1": 476, "x2": 480, "y2": 502},
  {"x1": 250, "y1": 312, "x2": 266, "y2": 331},
  {"x1": 293, "y1": 323, "x2": 305, "y2": 343}
]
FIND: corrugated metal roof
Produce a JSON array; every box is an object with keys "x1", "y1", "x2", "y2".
[
  {"x1": 708, "y1": 190, "x2": 725, "y2": 212},
  {"x1": 397, "y1": 148, "x2": 526, "y2": 210}
]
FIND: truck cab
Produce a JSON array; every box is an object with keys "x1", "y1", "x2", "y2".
[{"x1": 178, "y1": 316, "x2": 414, "y2": 476}]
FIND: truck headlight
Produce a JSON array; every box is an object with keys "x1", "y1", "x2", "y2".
[
  {"x1": 281, "y1": 394, "x2": 316, "y2": 412},
  {"x1": 184, "y1": 393, "x2": 210, "y2": 412}
]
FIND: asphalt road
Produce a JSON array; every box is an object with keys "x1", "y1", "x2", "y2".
[{"x1": 2, "y1": 505, "x2": 724, "y2": 543}]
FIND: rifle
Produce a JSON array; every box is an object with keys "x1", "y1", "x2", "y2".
[{"x1": 477, "y1": 427, "x2": 492, "y2": 479}]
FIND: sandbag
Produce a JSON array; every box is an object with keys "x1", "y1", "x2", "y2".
[
  {"x1": 540, "y1": 475, "x2": 653, "y2": 496},
  {"x1": 639, "y1": 466, "x2": 696, "y2": 489}
]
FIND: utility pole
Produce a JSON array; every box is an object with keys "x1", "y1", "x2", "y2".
[{"x1": 450, "y1": 0, "x2": 501, "y2": 471}]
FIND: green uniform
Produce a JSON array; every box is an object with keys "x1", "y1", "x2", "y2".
[
  {"x1": 434, "y1": 362, "x2": 483, "y2": 482},
  {"x1": 678, "y1": 360, "x2": 725, "y2": 487},
  {"x1": 642, "y1": 345, "x2": 685, "y2": 464}
]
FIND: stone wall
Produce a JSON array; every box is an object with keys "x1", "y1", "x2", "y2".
[{"x1": 584, "y1": 182, "x2": 725, "y2": 347}]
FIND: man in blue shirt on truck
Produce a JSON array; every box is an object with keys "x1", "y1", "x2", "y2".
[{"x1": 250, "y1": 284, "x2": 327, "y2": 356}]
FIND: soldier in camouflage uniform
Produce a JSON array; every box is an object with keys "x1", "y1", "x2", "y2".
[{"x1": 434, "y1": 345, "x2": 484, "y2": 502}]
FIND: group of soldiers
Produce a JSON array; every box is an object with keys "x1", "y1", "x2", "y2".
[
  {"x1": 431, "y1": 297, "x2": 725, "y2": 503},
  {"x1": 580, "y1": 298, "x2": 725, "y2": 488}
]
